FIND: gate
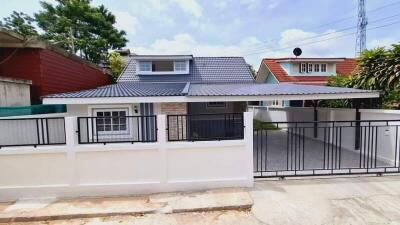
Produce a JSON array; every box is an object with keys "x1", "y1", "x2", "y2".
[{"x1": 254, "y1": 120, "x2": 400, "y2": 178}]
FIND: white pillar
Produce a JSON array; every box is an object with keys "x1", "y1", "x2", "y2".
[
  {"x1": 65, "y1": 116, "x2": 77, "y2": 186},
  {"x1": 65, "y1": 116, "x2": 77, "y2": 146},
  {"x1": 243, "y1": 112, "x2": 254, "y2": 187},
  {"x1": 157, "y1": 114, "x2": 168, "y2": 185}
]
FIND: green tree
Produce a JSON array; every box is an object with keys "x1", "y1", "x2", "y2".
[
  {"x1": 248, "y1": 64, "x2": 256, "y2": 78},
  {"x1": 35, "y1": 0, "x2": 128, "y2": 63},
  {"x1": 108, "y1": 52, "x2": 125, "y2": 81},
  {"x1": 0, "y1": 11, "x2": 38, "y2": 37},
  {"x1": 351, "y1": 44, "x2": 400, "y2": 109}
]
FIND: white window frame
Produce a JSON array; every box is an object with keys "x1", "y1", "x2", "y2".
[
  {"x1": 139, "y1": 61, "x2": 152, "y2": 72},
  {"x1": 92, "y1": 108, "x2": 130, "y2": 135},
  {"x1": 314, "y1": 64, "x2": 320, "y2": 72},
  {"x1": 300, "y1": 63, "x2": 307, "y2": 73},
  {"x1": 206, "y1": 102, "x2": 227, "y2": 108},
  {"x1": 321, "y1": 64, "x2": 327, "y2": 72},
  {"x1": 174, "y1": 60, "x2": 187, "y2": 71},
  {"x1": 307, "y1": 63, "x2": 313, "y2": 73},
  {"x1": 137, "y1": 60, "x2": 190, "y2": 75},
  {"x1": 87, "y1": 105, "x2": 134, "y2": 140}
]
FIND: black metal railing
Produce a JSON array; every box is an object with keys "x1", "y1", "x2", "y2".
[
  {"x1": 77, "y1": 115, "x2": 157, "y2": 144},
  {"x1": 167, "y1": 113, "x2": 244, "y2": 141},
  {"x1": 0, "y1": 117, "x2": 66, "y2": 148},
  {"x1": 254, "y1": 120, "x2": 400, "y2": 178}
]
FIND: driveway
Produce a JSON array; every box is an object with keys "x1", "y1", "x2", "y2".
[
  {"x1": 250, "y1": 176, "x2": 400, "y2": 225},
  {"x1": 254, "y1": 129, "x2": 393, "y2": 174}
]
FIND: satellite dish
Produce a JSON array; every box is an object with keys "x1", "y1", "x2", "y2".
[{"x1": 293, "y1": 47, "x2": 302, "y2": 57}]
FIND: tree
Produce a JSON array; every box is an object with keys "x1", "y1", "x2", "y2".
[
  {"x1": 351, "y1": 44, "x2": 400, "y2": 109},
  {"x1": 35, "y1": 0, "x2": 128, "y2": 63},
  {"x1": 108, "y1": 52, "x2": 125, "y2": 81},
  {"x1": 248, "y1": 64, "x2": 256, "y2": 78},
  {"x1": 0, "y1": 11, "x2": 38, "y2": 37}
]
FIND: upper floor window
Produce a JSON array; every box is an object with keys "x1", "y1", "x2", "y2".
[
  {"x1": 321, "y1": 64, "x2": 327, "y2": 72},
  {"x1": 314, "y1": 64, "x2": 320, "y2": 72},
  {"x1": 307, "y1": 63, "x2": 313, "y2": 73},
  {"x1": 139, "y1": 61, "x2": 152, "y2": 72},
  {"x1": 138, "y1": 60, "x2": 188, "y2": 74},
  {"x1": 174, "y1": 61, "x2": 186, "y2": 71},
  {"x1": 300, "y1": 63, "x2": 307, "y2": 73}
]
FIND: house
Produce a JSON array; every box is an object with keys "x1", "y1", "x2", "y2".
[
  {"x1": 0, "y1": 53, "x2": 383, "y2": 201},
  {"x1": 42, "y1": 54, "x2": 377, "y2": 143},
  {"x1": 0, "y1": 28, "x2": 112, "y2": 105},
  {"x1": 255, "y1": 57, "x2": 357, "y2": 107}
]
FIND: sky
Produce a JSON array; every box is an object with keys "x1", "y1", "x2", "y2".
[{"x1": 1, "y1": 0, "x2": 400, "y2": 67}]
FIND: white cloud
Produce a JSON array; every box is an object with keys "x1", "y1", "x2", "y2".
[
  {"x1": 170, "y1": 0, "x2": 203, "y2": 18},
  {"x1": 130, "y1": 33, "x2": 260, "y2": 57},
  {"x1": 239, "y1": 0, "x2": 281, "y2": 10},
  {"x1": 112, "y1": 10, "x2": 140, "y2": 35}
]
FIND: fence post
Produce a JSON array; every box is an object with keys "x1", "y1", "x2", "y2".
[
  {"x1": 65, "y1": 116, "x2": 77, "y2": 187},
  {"x1": 157, "y1": 114, "x2": 168, "y2": 186},
  {"x1": 243, "y1": 112, "x2": 254, "y2": 187}
]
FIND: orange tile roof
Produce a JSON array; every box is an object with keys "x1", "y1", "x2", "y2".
[{"x1": 261, "y1": 58, "x2": 357, "y2": 85}]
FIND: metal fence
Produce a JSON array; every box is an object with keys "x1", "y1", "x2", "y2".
[
  {"x1": 0, "y1": 117, "x2": 66, "y2": 148},
  {"x1": 77, "y1": 115, "x2": 157, "y2": 144},
  {"x1": 167, "y1": 113, "x2": 244, "y2": 141},
  {"x1": 254, "y1": 120, "x2": 400, "y2": 178}
]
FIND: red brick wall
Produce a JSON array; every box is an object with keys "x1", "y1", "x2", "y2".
[{"x1": 0, "y1": 48, "x2": 112, "y2": 104}]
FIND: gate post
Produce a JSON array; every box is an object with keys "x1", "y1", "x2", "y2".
[{"x1": 243, "y1": 112, "x2": 254, "y2": 186}]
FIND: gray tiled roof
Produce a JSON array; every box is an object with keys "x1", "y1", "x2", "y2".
[
  {"x1": 44, "y1": 82, "x2": 187, "y2": 98},
  {"x1": 187, "y1": 83, "x2": 376, "y2": 96},
  {"x1": 117, "y1": 57, "x2": 255, "y2": 83},
  {"x1": 44, "y1": 83, "x2": 376, "y2": 98}
]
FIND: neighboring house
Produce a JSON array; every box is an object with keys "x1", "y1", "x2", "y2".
[
  {"x1": 0, "y1": 28, "x2": 112, "y2": 105},
  {"x1": 255, "y1": 57, "x2": 357, "y2": 107},
  {"x1": 42, "y1": 54, "x2": 376, "y2": 143}
]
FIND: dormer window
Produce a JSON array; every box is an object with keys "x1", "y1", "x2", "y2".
[
  {"x1": 174, "y1": 61, "x2": 186, "y2": 71},
  {"x1": 137, "y1": 59, "x2": 190, "y2": 75},
  {"x1": 139, "y1": 61, "x2": 152, "y2": 71}
]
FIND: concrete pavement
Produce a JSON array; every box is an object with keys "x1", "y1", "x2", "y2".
[
  {"x1": 250, "y1": 175, "x2": 400, "y2": 225},
  {"x1": 0, "y1": 188, "x2": 252, "y2": 223},
  {"x1": 4, "y1": 176, "x2": 400, "y2": 224}
]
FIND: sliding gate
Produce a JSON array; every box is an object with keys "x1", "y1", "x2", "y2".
[{"x1": 254, "y1": 120, "x2": 400, "y2": 178}]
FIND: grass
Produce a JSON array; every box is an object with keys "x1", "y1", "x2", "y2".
[{"x1": 253, "y1": 119, "x2": 279, "y2": 130}]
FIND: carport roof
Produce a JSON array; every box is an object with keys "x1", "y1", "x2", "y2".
[{"x1": 42, "y1": 82, "x2": 380, "y2": 104}]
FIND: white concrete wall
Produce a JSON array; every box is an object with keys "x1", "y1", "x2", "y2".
[
  {"x1": 0, "y1": 77, "x2": 31, "y2": 106},
  {"x1": 0, "y1": 113, "x2": 253, "y2": 202}
]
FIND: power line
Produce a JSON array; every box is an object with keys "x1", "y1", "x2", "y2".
[
  {"x1": 241, "y1": 13, "x2": 400, "y2": 54},
  {"x1": 240, "y1": 0, "x2": 400, "y2": 51},
  {"x1": 243, "y1": 19, "x2": 400, "y2": 56}
]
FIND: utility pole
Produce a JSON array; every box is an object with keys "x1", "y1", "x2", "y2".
[{"x1": 355, "y1": 0, "x2": 368, "y2": 55}]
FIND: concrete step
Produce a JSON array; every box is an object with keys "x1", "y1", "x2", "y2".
[{"x1": 0, "y1": 188, "x2": 253, "y2": 223}]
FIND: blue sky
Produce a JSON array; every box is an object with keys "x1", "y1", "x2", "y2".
[{"x1": 1, "y1": 0, "x2": 400, "y2": 66}]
